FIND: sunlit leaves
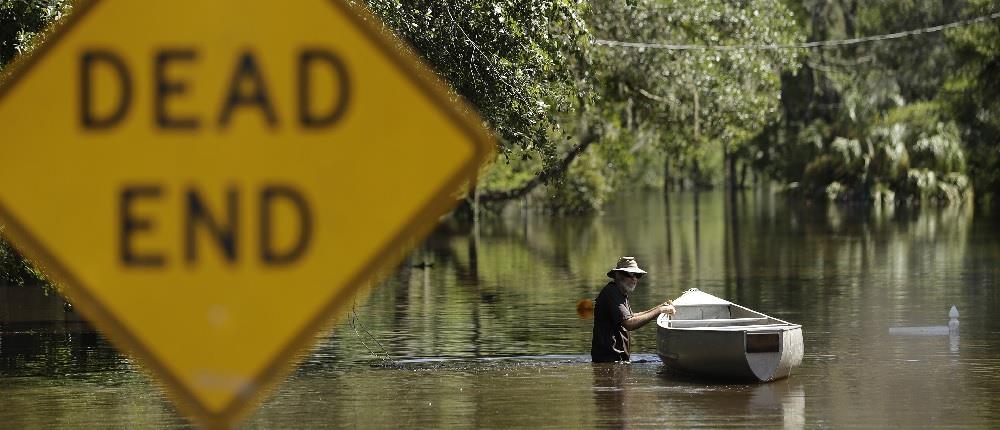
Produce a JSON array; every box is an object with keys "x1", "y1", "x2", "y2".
[
  {"x1": 759, "y1": 0, "x2": 997, "y2": 204},
  {"x1": 352, "y1": 0, "x2": 590, "y2": 161},
  {"x1": 0, "y1": 0, "x2": 72, "y2": 68},
  {"x1": 587, "y1": 0, "x2": 802, "y2": 177}
]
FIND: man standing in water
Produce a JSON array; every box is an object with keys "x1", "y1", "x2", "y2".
[{"x1": 591, "y1": 257, "x2": 676, "y2": 362}]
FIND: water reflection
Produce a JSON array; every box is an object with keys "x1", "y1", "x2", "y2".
[
  {"x1": 0, "y1": 285, "x2": 119, "y2": 378},
  {"x1": 749, "y1": 381, "x2": 805, "y2": 430},
  {"x1": 592, "y1": 363, "x2": 631, "y2": 429},
  {"x1": 650, "y1": 366, "x2": 806, "y2": 429}
]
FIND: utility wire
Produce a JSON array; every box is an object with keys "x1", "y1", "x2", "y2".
[{"x1": 593, "y1": 11, "x2": 1000, "y2": 50}]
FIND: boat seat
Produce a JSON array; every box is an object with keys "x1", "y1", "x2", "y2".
[
  {"x1": 667, "y1": 317, "x2": 769, "y2": 328},
  {"x1": 673, "y1": 304, "x2": 731, "y2": 320}
]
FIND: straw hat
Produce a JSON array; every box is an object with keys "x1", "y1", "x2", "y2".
[{"x1": 606, "y1": 256, "x2": 648, "y2": 278}]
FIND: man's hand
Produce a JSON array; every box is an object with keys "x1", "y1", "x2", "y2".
[
  {"x1": 625, "y1": 300, "x2": 676, "y2": 331},
  {"x1": 660, "y1": 300, "x2": 676, "y2": 317}
]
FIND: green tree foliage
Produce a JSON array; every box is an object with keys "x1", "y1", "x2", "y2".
[
  {"x1": 509, "y1": 0, "x2": 802, "y2": 209},
  {"x1": 943, "y1": 0, "x2": 1000, "y2": 201},
  {"x1": 0, "y1": 0, "x2": 70, "y2": 68},
  {"x1": 762, "y1": 0, "x2": 989, "y2": 204},
  {"x1": 353, "y1": 0, "x2": 609, "y2": 212},
  {"x1": 352, "y1": 0, "x2": 591, "y2": 162},
  {"x1": 587, "y1": 0, "x2": 802, "y2": 189},
  {"x1": 355, "y1": 0, "x2": 802, "y2": 211},
  {"x1": 795, "y1": 101, "x2": 970, "y2": 203}
]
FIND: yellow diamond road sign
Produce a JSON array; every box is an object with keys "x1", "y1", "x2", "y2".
[{"x1": 0, "y1": 0, "x2": 493, "y2": 426}]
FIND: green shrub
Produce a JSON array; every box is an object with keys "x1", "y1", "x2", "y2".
[
  {"x1": 802, "y1": 155, "x2": 839, "y2": 192},
  {"x1": 793, "y1": 102, "x2": 971, "y2": 204},
  {"x1": 910, "y1": 122, "x2": 964, "y2": 173},
  {"x1": 825, "y1": 181, "x2": 847, "y2": 201},
  {"x1": 900, "y1": 169, "x2": 971, "y2": 203},
  {"x1": 867, "y1": 124, "x2": 910, "y2": 183}
]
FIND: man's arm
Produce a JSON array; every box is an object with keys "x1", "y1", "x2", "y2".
[{"x1": 622, "y1": 302, "x2": 675, "y2": 331}]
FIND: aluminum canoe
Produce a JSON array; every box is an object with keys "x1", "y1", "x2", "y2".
[{"x1": 656, "y1": 289, "x2": 803, "y2": 382}]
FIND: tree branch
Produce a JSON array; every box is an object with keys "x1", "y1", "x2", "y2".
[{"x1": 479, "y1": 128, "x2": 601, "y2": 202}]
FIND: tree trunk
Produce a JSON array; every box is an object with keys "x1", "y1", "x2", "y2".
[
  {"x1": 691, "y1": 84, "x2": 701, "y2": 188},
  {"x1": 693, "y1": 85, "x2": 700, "y2": 143},
  {"x1": 691, "y1": 159, "x2": 702, "y2": 188},
  {"x1": 727, "y1": 153, "x2": 738, "y2": 190},
  {"x1": 739, "y1": 162, "x2": 749, "y2": 188},
  {"x1": 663, "y1": 155, "x2": 672, "y2": 192}
]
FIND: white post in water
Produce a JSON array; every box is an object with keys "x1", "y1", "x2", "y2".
[
  {"x1": 888, "y1": 306, "x2": 961, "y2": 336},
  {"x1": 949, "y1": 306, "x2": 960, "y2": 354},
  {"x1": 949, "y1": 306, "x2": 960, "y2": 335}
]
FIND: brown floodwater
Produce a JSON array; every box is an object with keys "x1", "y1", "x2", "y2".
[{"x1": 2, "y1": 189, "x2": 999, "y2": 428}]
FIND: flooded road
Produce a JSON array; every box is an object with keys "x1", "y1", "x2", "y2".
[{"x1": 3, "y1": 189, "x2": 1000, "y2": 427}]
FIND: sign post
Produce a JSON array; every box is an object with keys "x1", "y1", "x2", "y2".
[{"x1": 0, "y1": 0, "x2": 494, "y2": 427}]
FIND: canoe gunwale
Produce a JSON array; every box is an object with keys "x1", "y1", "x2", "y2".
[{"x1": 660, "y1": 323, "x2": 801, "y2": 332}]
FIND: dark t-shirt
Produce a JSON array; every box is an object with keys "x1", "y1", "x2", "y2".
[{"x1": 591, "y1": 282, "x2": 633, "y2": 362}]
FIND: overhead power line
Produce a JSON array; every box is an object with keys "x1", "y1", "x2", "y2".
[{"x1": 593, "y1": 11, "x2": 1000, "y2": 50}]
